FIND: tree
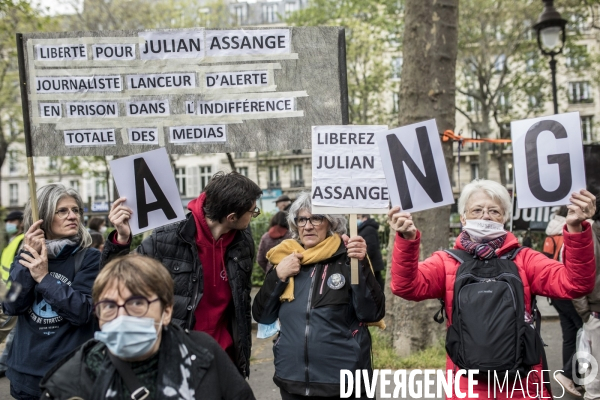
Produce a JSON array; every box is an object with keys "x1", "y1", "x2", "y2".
[
  {"x1": 0, "y1": 1, "x2": 50, "y2": 206},
  {"x1": 287, "y1": 0, "x2": 403, "y2": 126},
  {"x1": 384, "y1": 0, "x2": 458, "y2": 356}
]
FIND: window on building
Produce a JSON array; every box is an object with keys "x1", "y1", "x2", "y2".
[
  {"x1": 466, "y1": 95, "x2": 480, "y2": 113},
  {"x1": 284, "y1": 2, "x2": 297, "y2": 18},
  {"x1": 469, "y1": 129, "x2": 480, "y2": 151},
  {"x1": 528, "y1": 93, "x2": 543, "y2": 109},
  {"x1": 391, "y1": 56, "x2": 403, "y2": 80},
  {"x1": 525, "y1": 52, "x2": 536, "y2": 73},
  {"x1": 494, "y1": 54, "x2": 506, "y2": 74},
  {"x1": 568, "y1": 13, "x2": 587, "y2": 33},
  {"x1": 262, "y1": 4, "x2": 277, "y2": 23},
  {"x1": 95, "y1": 180, "x2": 107, "y2": 200},
  {"x1": 69, "y1": 180, "x2": 80, "y2": 193},
  {"x1": 470, "y1": 163, "x2": 479, "y2": 181},
  {"x1": 392, "y1": 92, "x2": 399, "y2": 113},
  {"x1": 506, "y1": 163, "x2": 513, "y2": 185},
  {"x1": 291, "y1": 164, "x2": 303, "y2": 187},
  {"x1": 9, "y1": 183, "x2": 18, "y2": 206},
  {"x1": 8, "y1": 151, "x2": 17, "y2": 173},
  {"x1": 566, "y1": 45, "x2": 588, "y2": 69},
  {"x1": 582, "y1": 116, "x2": 594, "y2": 143},
  {"x1": 237, "y1": 167, "x2": 249, "y2": 177},
  {"x1": 523, "y1": 20, "x2": 534, "y2": 40},
  {"x1": 200, "y1": 166, "x2": 212, "y2": 191},
  {"x1": 498, "y1": 91, "x2": 510, "y2": 113},
  {"x1": 175, "y1": 167, "x2": 186, "y2": 196},
  {"x1": 568, "y1": 81, "x2": 593, "y2": 104},
  {"x1": 49, "y1": 156, "x2": 58, "y2": 170},
  {"x1": 269, "y1": 166, "x2": 280, "y2": 188},
  {"x1": 234, "y1": 4, "x2": 247, "y2": 25}
]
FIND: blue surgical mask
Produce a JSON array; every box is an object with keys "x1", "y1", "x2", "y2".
[
  {"x1": 94, "y1": 315, "x2": 162, "y2": 359},
  {"x1": 257, "y1": 320, "x2": 280, "y2": 339},
  {"x1": 5, "y1": 223, "x2": 17, "y2": 235},
  {"x1": 357, "y1": 220, "x2": 363, "y2": 227}
]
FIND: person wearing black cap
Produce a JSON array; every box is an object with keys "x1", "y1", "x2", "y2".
[
  {"x1": 275, "y1": 195, "x2": 292, "y2": 212},
  {"x1": 0, "y1": 210, "x2": 24, "y2": 378}
]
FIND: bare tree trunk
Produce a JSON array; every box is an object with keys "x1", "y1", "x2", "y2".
[{"x1": 384, "y1": 0, "x2": 458, "y2": 356}]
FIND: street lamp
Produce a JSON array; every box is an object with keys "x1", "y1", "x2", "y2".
[{"x1": 533, "y1": 0, "x2": 567, "y2": 115}]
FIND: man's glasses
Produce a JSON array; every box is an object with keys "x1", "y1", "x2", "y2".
[
  {"x1": 55, "y1": 207, "x2": 82, "y2": 219},
  {"x1": 247, "y1": 207, "x2": 261, "y2": 218},
  {"x1": 94, "y1": 296, "x2": 160, "y2": 322},
  {"x1": 295, "y1": 215, "x2": 325, "y2": 227}
]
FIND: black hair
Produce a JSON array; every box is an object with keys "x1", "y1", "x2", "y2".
[
  {"x1": 270, "y1": 211, "x2": 289, "y2": 229},
  {"x1": 90, "y1": 231, "x2": 105, "y2": 249},
  {"x1": 88, "y1": 216, "x2": 105, "y2": 231},
  {"x1": 556, "y1": 206, "x2": 569, "y2": 218},
  {"x1": 203, "y1": 171, "x2": 262, "y2": 222}
]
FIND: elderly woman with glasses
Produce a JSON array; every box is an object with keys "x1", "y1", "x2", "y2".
[
  {"x1": 2, "y1": 184, "x2": 100, "y2": 400},
  {"x1": 252, "y1": 192, "x2": 385, "y2": 400},
  {"x1": 40, "y1": 254, "x2": 255, "y2": 400},
  {"x1": 389, "y1": 179, "x2": 597, "y2": 400}
]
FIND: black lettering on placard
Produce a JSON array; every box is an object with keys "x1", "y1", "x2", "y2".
[
  {"x1": 525, "y1": 120, "x2": 572, "y2": 202},
  {"x1": 134, "y1": 157, "x2": 177, "y2": 229},
  {"x1": 386, "y1": 126, "x2": 443, "y2": 209}
]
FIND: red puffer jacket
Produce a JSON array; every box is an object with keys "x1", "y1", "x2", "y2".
[{"x1": 391, "y1": 221, "x2": 596, "y2": 400}]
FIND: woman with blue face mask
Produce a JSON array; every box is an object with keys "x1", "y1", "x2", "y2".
[{"x1": 40, "y1": 254, "x2": 255, "y2": 400}]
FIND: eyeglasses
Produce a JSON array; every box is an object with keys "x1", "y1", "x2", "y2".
[
  {"x1": 295, "y1": 215, "x2": 325, "y2": 227},
  {"x1": 247, "y1": 207, "x2": 261, "y2": 218},
  {"x1": 466, "y1": 207, "x2": 503, "y2": 219},
  {"x1": 94, "y1": 296, "x2": 160, "y2": 322},
  {"x1": 55, "y1": 207, "x2": 82, "y2": 219}
]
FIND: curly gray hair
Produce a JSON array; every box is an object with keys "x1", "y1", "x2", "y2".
[{"x1": 287, "y1": 192, "x2": 347, "y2": 240}]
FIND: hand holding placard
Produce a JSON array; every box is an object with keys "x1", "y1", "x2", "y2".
[
  {"x1": 109, "y1": 197, "x2": 133, "y2": 243},
  {"x1": 565, "y1": 189, "x2": 596, "y2": 233},
  {"x1": 387, "y1": 207, "x2": 417, "y2": 240}
]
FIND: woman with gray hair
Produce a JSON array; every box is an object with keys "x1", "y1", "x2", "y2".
[
  {"x1": 3, "y1": 184, "x2": 100, "y2": 400},
  {"x1": 389, "y1": 179, "x2": 596, "y2": 399},
  {"x1": 252, "y1": 192, "x2": 385, "y2": 399}
]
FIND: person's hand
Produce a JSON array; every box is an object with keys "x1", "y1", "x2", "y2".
[
  {"x1": 341, "y1": 234, "x2": 366, "y2": 260},
  {"x1": 387, "y1": 207, "x2": 417, "y2": 240},
  {"x1": 276, "y1": 252, "x2": 303, "y2": 282},
  {"x1": 566, "y1": 189, "x2": 597, "y2": 233},
  {"x1": 19, "y1": 242, "x2": 49, "y2": 283},
  {"x1": 24, "y1": 220, "x2": 46, "y2": 254},
  {"x1": 109, "y1": 197, "x2": 132, "y2": 243}
]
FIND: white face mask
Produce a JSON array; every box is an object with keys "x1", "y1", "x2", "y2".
[
  {"x1": 100, "y1": 226, "x2": 107, "y2": 234},
  {"x1": 462, "y1": 219, "x2": 506, "y2": 242}
]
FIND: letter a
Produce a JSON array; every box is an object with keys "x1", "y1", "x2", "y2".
[
  {"x1": 525, "y1": 120, "x2": 572, "y2": 202},
  {"x1": 386, "y1": 126, "x2": 444, "y2": 210},
  {"x1": 134, "y1": 157, "x2": 177, "y2": 229}
]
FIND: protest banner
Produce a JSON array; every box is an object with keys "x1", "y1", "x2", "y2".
[
  {"x1": 17, "y1": 27, "x2": 348, "y2": 157},
  {"x1": 511, "y1": 112, "x2": 586, "y2": 209},
  {"x1": 311, "y1": 125, "x2": 389, "y2": 284},
  {"x1": 109, "y1": 148, "x2": 186, "y2": 235},
  {"x1": 376, "y1": 119, "x2": 454, "y2": 213}
]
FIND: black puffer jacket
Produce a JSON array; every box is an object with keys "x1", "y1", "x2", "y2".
[
  {"x1": 101, "y1": 213, "x2": 254, "y2": 377},
  {"x1": 358, "y1": 218, "x2": 384, "y2": 271},
  {"x1": 252, "y1": 243, "x2": 385, "y2": 397}
]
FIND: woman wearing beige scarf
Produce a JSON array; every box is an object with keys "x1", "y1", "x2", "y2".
[{"x1": 252, "y1": 192, "x2": 385, "y2": 400}]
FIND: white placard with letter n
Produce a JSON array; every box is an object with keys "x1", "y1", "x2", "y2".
[
  {"x1": 109, "y1": 148, "x2": 186, "y2": 235},
  {"x1": 511, "y1": 112, "x2": 586, "y2": 209},
  {"x1": 376, "y1": 119, "x2": 454, "y2": 213}
]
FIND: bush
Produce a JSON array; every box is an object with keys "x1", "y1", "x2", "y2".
[
  {"x1": 250, "y1": 212, "x2": 273, "y2": 286},
  {"x1": 370, "y1": 327, "x2": 446, "y2": 369}
]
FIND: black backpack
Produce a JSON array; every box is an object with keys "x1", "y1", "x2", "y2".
[{"x1": 436, "y1": 248, "x2": 546, "y2": 377}]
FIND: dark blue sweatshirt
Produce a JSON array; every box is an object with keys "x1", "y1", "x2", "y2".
[{"x1": 3, "y1": 243, "x2": 99, "y2": 396}]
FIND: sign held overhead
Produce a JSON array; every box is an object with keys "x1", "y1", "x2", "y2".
[
  {"x1": 377, "y1": 119, "x2": 454, "y2": 213},
  {"x1": 511, "y1": 112, "x2": 586, "y2": 209}
]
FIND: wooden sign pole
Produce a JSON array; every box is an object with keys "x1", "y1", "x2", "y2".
[{"x1": 349, "y1": 214, "x2": 358, "y2": 284}]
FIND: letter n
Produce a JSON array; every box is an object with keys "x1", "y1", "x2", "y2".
[
  {"x1": 386, "y1": 126, "x2": 443, "y2": 209},
  {"x1": 134, "y1": 157, "x2": 177, "y2": 229},
  {"x1": 525, "y1": 120, "x2": 572, "y2": 202}
]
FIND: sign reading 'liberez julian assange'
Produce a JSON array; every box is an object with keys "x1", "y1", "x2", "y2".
[{"x1": 20, "y1": 27, "x2": 348, "y2": 156}]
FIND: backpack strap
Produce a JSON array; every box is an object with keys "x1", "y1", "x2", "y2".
[
  {"x1": 73, "y1": 248, "x2": 88, "y2": 275},
  {"x1": 443, "y1": 249, "x2": 470, "y2": 263},
  {"x1": 434, "y1": 250, "x2": 470, "y2": 324},
  {"x1": 499, "y1": 246, "x2": 525, "y2": 261}
]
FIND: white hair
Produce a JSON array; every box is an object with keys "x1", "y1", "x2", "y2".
[
  {"x1": 457, "y1": 179, "x2": 512, "y2": 223},
  {"x1": 287, "y1": 192, "x2": 347, "y2": 240}
]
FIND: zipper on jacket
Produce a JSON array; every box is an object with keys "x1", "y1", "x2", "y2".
[
  {"x1": 319, "y1": 264, "x2": 329, "y2": 295},
  {"x1": 304, "y1": 265, "x2": 317, "y2": 396}
]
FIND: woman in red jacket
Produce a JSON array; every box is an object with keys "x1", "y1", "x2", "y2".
[{"x1": 389, "y1": 179, "x2": 596, "y2": 400}]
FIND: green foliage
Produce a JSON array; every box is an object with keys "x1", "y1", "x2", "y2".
[
  {"x1": 370, "y1": 327, "x2": 447, "y2": 369},
  {"x1": 287, "y1": 0, "x2": 403, "y2": 126},
  {"x1": 249, "y1": 212, "x2": 273, "y2": 286}
]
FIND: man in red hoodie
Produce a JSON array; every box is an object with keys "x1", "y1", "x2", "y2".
[{"x1": 101, "y1": 171, "x2": 262, "y2": 377}]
